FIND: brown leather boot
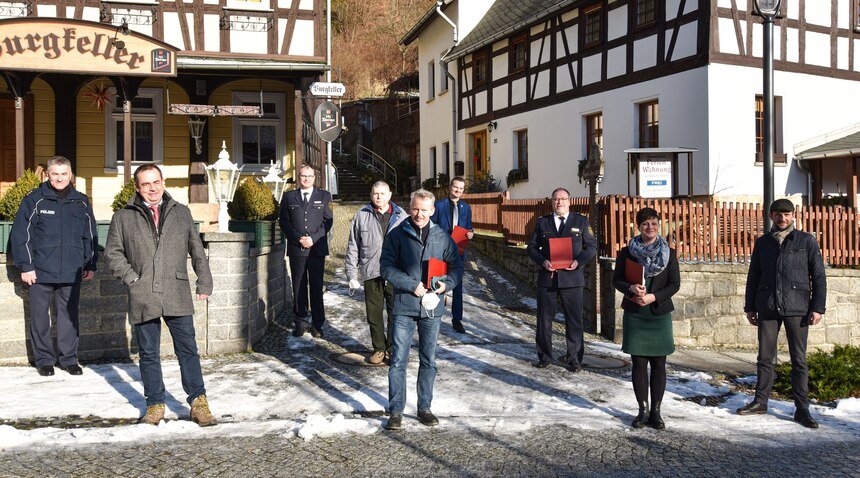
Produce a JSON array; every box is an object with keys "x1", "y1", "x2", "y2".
[
  {"x1": 190, "y1": 395, "x2": 217, "y2": 427},
  {"x1": 139, "y1": 403, "x2": 165, "y2": 425}
]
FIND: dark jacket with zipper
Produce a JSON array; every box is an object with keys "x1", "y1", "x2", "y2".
[
  {"x1": 526, "y1": 212, "x2": 597, "y2": 288},
  {"x1": 612, "y1": 247, "x2": 680, "y2": 315},
  {"x1": 744, "y1": 228, "x2": 826, "y2": 318},
  {"x1": 104, "y1": 192, "x2": 212, "y2": 325},
  {"x1": 380, "y1": 219, "x2": 463, "y2": 318},
  {"x1": 11, "y1": 181, "x2": 98, "y2": 284}
]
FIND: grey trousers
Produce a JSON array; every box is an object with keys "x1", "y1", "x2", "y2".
[
  {"x1": 28, "y1": 282, "x2": 81, "y2": 368},
  {"x1": 754, "y1": 315, "x2": 809, "y2": 409}
]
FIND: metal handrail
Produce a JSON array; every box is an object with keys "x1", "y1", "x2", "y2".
[{"x1": 356, "y1": 145, "x2": 398, "y2": 192}]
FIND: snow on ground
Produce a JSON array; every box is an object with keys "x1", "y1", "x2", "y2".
[{"x1": 1, "y1": 259, "x2": 858, "y2": 450}]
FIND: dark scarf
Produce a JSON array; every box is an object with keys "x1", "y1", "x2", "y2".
[{"x1": 628, "y1": 234, "x2": 670, "y2": 278}]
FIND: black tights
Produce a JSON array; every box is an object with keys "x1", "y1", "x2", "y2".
[{"x1": 631, "y1": 355, "x2": 667, "y2": 406}]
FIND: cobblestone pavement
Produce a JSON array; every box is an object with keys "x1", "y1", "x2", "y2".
[
  {"x1": 3, "y1": 423, "x2": 858, "y2": 477},
  {"x1": 2, "y1": 203, "x2": 859, "y2": 477}
]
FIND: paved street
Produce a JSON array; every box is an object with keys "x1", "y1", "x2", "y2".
[
  {"x1": 1, "y1": 203, "x2": 858, "y2": 477},
  {"x1": 4, "y1": 422, "x2": 858, "y2": 477}
]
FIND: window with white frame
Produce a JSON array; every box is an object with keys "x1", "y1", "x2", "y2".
[
  {"x1": 440, "y1": 61, "x2": 449, "y2": 93},
  {"x1": 442, "y1": 141, "x2": 450, "y2": 176},
  {"x1": 104, "y1": 87, "x2": 163, "y2": 169},
  {"x1": 428, "y1": 60, "x2": 436, "y2": 99},
  {"x1": 429, "y1": 145, "x2": 437, "y2": 181},
  {"x1": 231, "y1": 91, "x2": 285, "y2": 172}
]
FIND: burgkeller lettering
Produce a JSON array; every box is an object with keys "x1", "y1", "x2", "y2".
[{"x1": 0, "y1": 27, "x2": 145, "y2": 70}]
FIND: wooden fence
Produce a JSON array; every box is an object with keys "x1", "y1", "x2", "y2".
[{"x1": 463, "y1": 193, "x2": 860, "y2": 266}]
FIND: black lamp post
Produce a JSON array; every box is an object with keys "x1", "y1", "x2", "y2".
[{"x1": 754, "y1": 0, "x2": 781, "y2": 231}]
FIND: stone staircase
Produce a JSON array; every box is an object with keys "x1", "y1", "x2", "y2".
[{"x1": 333, "y1": 160, "x2": 371, "y2": 202}]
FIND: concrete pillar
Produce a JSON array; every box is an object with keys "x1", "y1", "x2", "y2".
[{"x1": 202, "y1": 232, "x2": 254, "y2": 354}]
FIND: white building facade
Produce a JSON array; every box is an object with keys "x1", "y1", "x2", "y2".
[{"x1": 402, "y1": 0, "x2": 860, "y2": 205}]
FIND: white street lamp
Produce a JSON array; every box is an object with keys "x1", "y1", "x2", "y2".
[
  {"x1": 261, "y1": 161, "x2": 286, "y2": 200},
  {"x1": 753, "y1": 0, "x2": 781, "y2": 230},
  {"x1": 206, "y1": 140, "x2": 243, "y2": 232}
]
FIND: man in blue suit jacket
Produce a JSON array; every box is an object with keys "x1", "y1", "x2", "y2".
[
  {"x1": 279, "y1": 164, "x2": 333, "y2": 338},
  {"x1": 430, "y1": 176, "x2": 473, "y2": 333},
  {"x1": 526, "y1": 187, "x2": 597, "y2": 372}
]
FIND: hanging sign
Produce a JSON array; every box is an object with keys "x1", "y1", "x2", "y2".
[
  {"x1": 638, "y1": 155, "x2": 673, "y2": 198},
  {"x1": 310, "y1": 82, "x2": 346, "y2": 97},
  {"x1": 0, "y1": 18, "x2": 178, "y2": 76},
  {"x1": 313, "y1": 101, "x2": 343, "y2": 143}
]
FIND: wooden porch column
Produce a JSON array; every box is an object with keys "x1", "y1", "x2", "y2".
[
  {"x1": 14, "y1": 96, "x2": 24, "y2": 178},
  {"x1": 123, "y1": 99, "x2": 132, "y2": 183},
  {"x1": 849, "y1": 157, "x2": 858, "y2": 210}
]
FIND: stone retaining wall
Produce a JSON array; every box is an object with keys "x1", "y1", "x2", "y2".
[
  {"x1": 0, "y1": 232, "x2": 288, "y2": 365},
  {"x1": 472, "y1": 233, "x2": 860, "y2": 351}
]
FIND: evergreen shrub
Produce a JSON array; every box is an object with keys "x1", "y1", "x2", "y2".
[
  {"x1": 0, "y1": 169, "x2": 42, "y2": 220},
  {"x1": 775, "y1": 345, "x2": 860, "y2": 402},
  {"x1": 228, "y1": 177, "x2": 279, "y2": 221},
  {"x1": 112, "y1": 179, "x2": 137, "y2": 212}
]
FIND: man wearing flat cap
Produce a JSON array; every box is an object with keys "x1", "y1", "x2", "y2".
[{"x1": 736, "y1": 198, "x2": 826, "y2": 429}]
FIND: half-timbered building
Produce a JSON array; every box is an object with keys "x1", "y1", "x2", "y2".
[
  {"x1": 403, "y1": 0, "x2": 860, "y2": 207},
  {"x1": 0, "y1": 0, "x2": 327, "y2": 220}
]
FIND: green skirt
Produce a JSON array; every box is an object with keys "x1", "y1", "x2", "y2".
[{"x1": 622, "y1": 309, "x2": 675, "y2": 357}]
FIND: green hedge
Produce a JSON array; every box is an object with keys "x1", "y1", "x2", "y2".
[{"x1": 775, "y1": 345, "x2": 860, "y2": 402}]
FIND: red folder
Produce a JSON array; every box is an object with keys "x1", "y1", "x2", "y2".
[
  {"x1": 425, "y1": 257, "x2": 448, "y2": 289},
  {"x1": 624, "y1": 258, "x2": 645, "y2": 286},
  {"x1": 451, "y1": 226, "x2": 470, "y2": 255},
  {"x1": 548, "y1": 237, "x2": 573, "y2": 269}
]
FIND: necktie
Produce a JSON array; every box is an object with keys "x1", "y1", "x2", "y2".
[
  {"x1": 302, "y1": 192, "x2": 309, "y2": 207},
  {"x1": 149, "y1": 205, "x2": 159, "y2": 232},
  {"x1": 557, "y1": 216, "x2": 565, "y2": 235},
  {"x1": 452, "y1": 201, "x2": 458, "y2": 228}
]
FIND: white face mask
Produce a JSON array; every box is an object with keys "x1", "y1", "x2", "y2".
[{"x1": 421, "y1": 292, "x2": 440, "y2": 312}]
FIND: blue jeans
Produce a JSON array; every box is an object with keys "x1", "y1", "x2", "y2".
[
  {"x1": 135, "y1": 315, "x2": 206, "y2": 407},
  {"x1": 388, "y1": 314, "x2": 441, "y2": 414}
]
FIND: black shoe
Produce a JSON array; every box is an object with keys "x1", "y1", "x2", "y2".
[
  {"x1": 310, "y1": 326, "x2": 324, "y2": 338},
  {"x1": 793, "y1": 408, "x2": 819, "y2": 429},
  {"x1": 648, "y1": 403, "x2": 665, "y2": 430},
  {"x1": 61, "y1": 364, "x2": 83, "y2": 375},
  {"x1": 37, "y1": 365, "x2": 55, "y2": 377},
  {"x1": 417, "y1": 410, "x2": 439, "y2": 427},
  {"x1": 531, "y1": 360, "x2": 550, "y2": 368},
  {"x1": 736, "y1": 401, "x2": 768, "y2": 416},
  {"x1": 558, "y1": 356, "x2": 582, "y2": 373},
  {"x1": 452, "y1": 321, "x2": 466, "y2": 334},
  {"x1": 631, "y1": 401, "x2": 649, "y2": 428},
  {"x1": 292, "y1": 324, "x2": 307, "y2": 337},
  {"x1": 385, "y1": 413, "x2": 402, "y2": 431}
]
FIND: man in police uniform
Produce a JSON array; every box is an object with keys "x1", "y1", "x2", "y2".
[
  {"x1": 526, "y1": 187, "x2": 597, "y2": 372},
  {"x1": 279, "y1": 164, "x2": 333, "y2": 338}
]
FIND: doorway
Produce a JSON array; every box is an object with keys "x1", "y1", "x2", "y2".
[{"x1": 469, "y1": 130, "x2": 487, "y2": 177}]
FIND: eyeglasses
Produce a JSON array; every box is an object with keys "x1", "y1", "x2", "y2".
[{"x1": 551, "y1": 198, "x2": 569, "y2": 202}]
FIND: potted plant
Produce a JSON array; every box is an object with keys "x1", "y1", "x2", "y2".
[
  {"x1": 0, "y1": 169, "x2": 42, "y2": 254},
  {"x1": 506, "y1": 167, "x2": 529, "y2": 188},
  {"x1": 227, "y1": 177, "x2": 282, "y2": 248}
]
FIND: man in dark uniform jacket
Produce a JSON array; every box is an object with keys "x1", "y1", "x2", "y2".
[
  {"x1": 526, "y1": 187, "x2": 597, "y2": 372},
  {"x1": 279, "y1": 164, "x2": 333, "y2": 338}
]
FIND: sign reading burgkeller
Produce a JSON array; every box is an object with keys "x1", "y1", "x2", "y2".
[{"x1": 0, "y1": 18, "x2": 178, "y2": 76}]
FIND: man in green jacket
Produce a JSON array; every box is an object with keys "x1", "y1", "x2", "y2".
[{"x1": 105, "y1": 164, "x2": 216, "y2": 427}]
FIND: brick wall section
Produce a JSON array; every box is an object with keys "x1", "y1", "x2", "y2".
[
  {"x1": 471, "y1": 233, "x2": 860, "y2": 352},
  {"x1": 0, "y1": 231, "x2": 288, "y2": 365}
]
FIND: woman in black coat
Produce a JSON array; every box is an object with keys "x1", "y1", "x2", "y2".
[{"x1": 612, "y1": 208, "x2": 680, "y2": 429}]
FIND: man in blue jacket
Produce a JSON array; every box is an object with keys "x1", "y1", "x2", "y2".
[
  {"x1": 11, "y1": 156, "x2": 98, "y2": 376},
  {"x1": 430, "y1": 176, "x2": 473, "y2": 333},
  {"x1": 737, "y1": 198, "x2": 826, "y2": 429},
  {"x1": 380, "y1": 189, "x2": 463, "y2": 430},
  {"x1": 526, "y1": 187, "x2": 597, "y2": 372}
]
